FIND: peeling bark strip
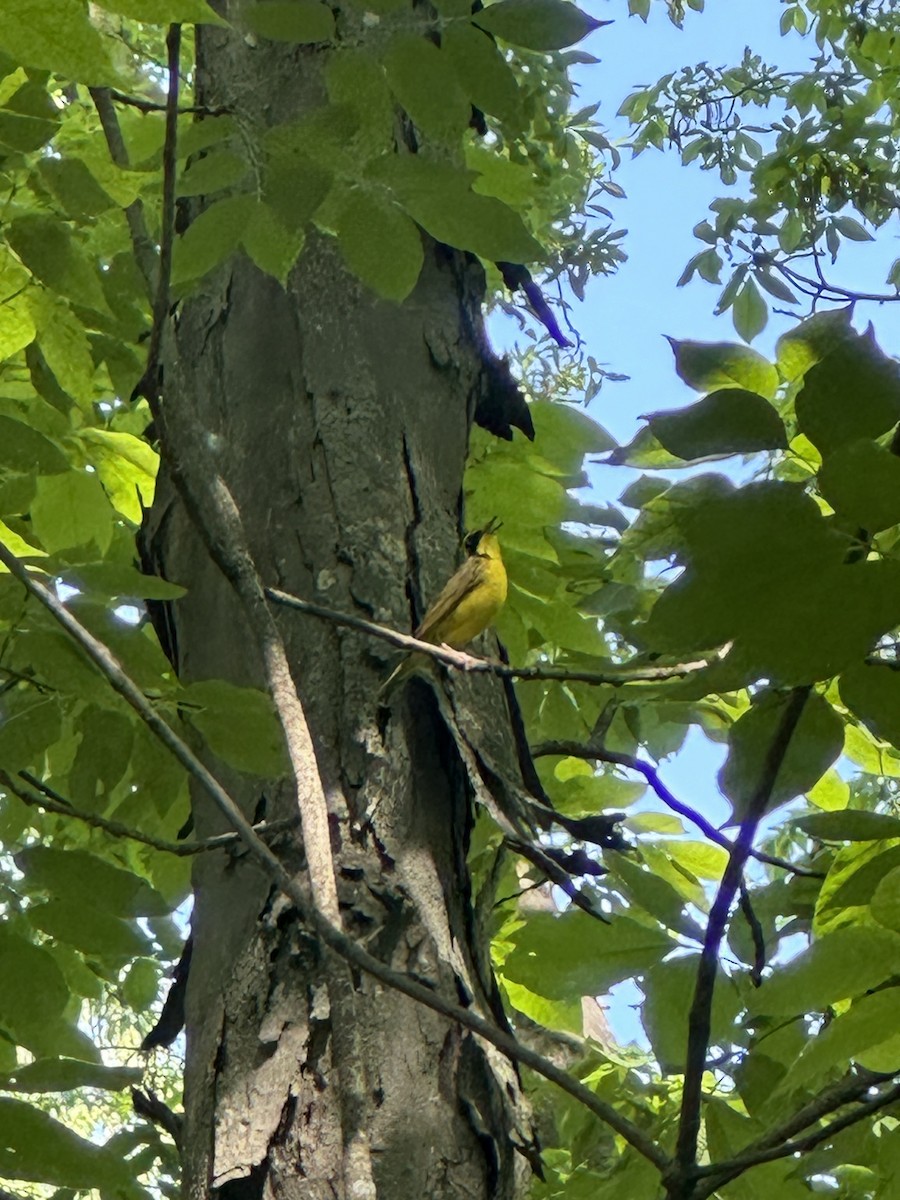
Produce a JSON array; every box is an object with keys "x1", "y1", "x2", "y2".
[{"x1": 140, "y1": 12, "x2": 539, "y2": 1199}]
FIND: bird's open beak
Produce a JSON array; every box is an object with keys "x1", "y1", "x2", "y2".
[{"x1": 483, "y1": 516, "x2": 503, "y2": 534}]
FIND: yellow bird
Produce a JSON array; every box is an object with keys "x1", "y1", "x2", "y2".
[{"x1": 379, "y1": 517, "x2": 507, "y2": 695}]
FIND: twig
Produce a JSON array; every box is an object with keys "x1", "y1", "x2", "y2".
[
  {"x1": 530, "y1": 740, "x2": 824, "y2": 879},
  {"x1": 265, "y1": 588, "x2": 724, "y2": 686},
  {"x1": 108, "y1": 88, "x2": 228, "y2": 116},
  {"x1": 671, "y1": 687, "x2": 811, "y2": 1190},
  {"x1": 89, "y1": 88, "x2": 158, "y2": 298},
  {"x1": 737, "y1": 881, "x2": 765, "y2": 986},
  {"x1": 1, "y1": 769, "x2": 295, "y2": 856},
  {"x1": 137, "y1": 24, "x2": 181, "y2": 407},
  {"x1": 694, "y1": 1077, "x2": 900, "y2": 1198},
  {"x1": 0, "y1": 537, "x2": 669, "y2": 1173}
]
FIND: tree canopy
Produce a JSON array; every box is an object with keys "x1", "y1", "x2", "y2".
[{"x1": 1, "y1": 0, "x2": 900, "y2": 1198}]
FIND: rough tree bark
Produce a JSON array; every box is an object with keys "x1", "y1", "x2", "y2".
[{"x1": 140, "y1": 12, "x2": 541, "y2": 1199}]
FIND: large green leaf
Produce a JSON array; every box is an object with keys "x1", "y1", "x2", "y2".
[
  {"x1": 17, "y1": 847, "x2": 171, "y2": 918},
  {"x1": 243, "y1": 0, "x2": 335, "y2": 43},
  {"x1": 719, "y1": 690, "x2": 843, "y2": 821},
  {"x1": 0, "y1": 0, "x2": 121, "y2": 84},
  {"x1": 383, "y1": 35, "x2": 470, "y2": 144},
  {"x1": 28, "y1": 900, "x2": 152, "y2": 960},
  {"x1": 336, "y1": 191, "x2": 424, "y2": 301},
  {"x1": 472, "y1": 0, "x2": 605, "y2": 50},
  {"x1": 818, "y1": 438, "x2": 900, "y2": 532},
  {"x1": 0, "y1": 1097, "x2": 136, "y2": 1188},
  {"x1": 30, "y1": 470, "x2": 114, "y2": 553},
  {"x1": 642, "y1": 956, "x2": 741, "y2": 1073},
  {"x1": 371, "y1": 157, "x2": 543, "y2": 263},
  {"x1": 503, "y1": 912, "x2": 672, "y2": 1000},
  {"x1": 796, "y1": 330, "x2": 900, "y2": 457},
  {"x1": 3, "y1": 1057, "x2": 143, "y2": 1093},
  {"x1": 751, "y1": 927, "x2": 900, "y2": 1015},
  {"x1": 443, "y1": 23, "x2": 522, "y2": 123},
  {"x1": 647, "y1": 390, "x2": 787, "y2": 461},
  {"x1": 665, "y1": 337, "x2": 779, "y2": 398},
  {"x1": 6, "y1": 216, "x2": 110, "y2": 315}
]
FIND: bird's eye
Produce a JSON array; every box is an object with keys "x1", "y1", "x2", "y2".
[{"x1": 464, "y1": 531, "x2": 481, "y2": 554}]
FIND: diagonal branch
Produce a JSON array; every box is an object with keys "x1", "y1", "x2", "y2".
[
  {"x1": 0, "y1": 769, "x2": 295, "y2": 856},
  {"x1": 266, "y1": 587, "x2": 725, "y2": 686},
  {"x1": 0, "y1": 536, "x2": 668, "y2": 1173},
  {"x1": 531, "y1": 739, "x2": 824, "y2": 879},
  {"x1": 694, "y1": 1075, "x2": 900, "y2": 1199},
  {"x1": 670, "y1": 687, "x2": 811, "y2": 1193},
  {"x1": 89, "y1": 87, "x2": 158, "y2": 299}
]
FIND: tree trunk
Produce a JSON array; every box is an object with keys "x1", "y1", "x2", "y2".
[{"x1": 141, "y1": 15, "x2": 535, "y2": 1199}]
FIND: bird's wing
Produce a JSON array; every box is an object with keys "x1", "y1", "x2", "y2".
[{"x1": 415, "y1": 557, "x2": 483, "y2": 643}]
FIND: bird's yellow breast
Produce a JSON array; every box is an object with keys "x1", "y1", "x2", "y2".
[{"x1": 430, "y1": 552, "x2": 508, "y2": 648}]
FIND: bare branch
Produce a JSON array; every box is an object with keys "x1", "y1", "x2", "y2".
[
  {"x1": 672, "y1": 687, "x2": 811, "y2": 1187},
  {"x1": 89, "y1": 87, "x2": 158, "y2": 298},
  {"x1": 530, "y1": 740, "x2": 824, "y2": 879},
  {"x1": 1, "y1": 769, "x2": 295, "y2": 857},
  {"x1": 266, "y1": 587, "x2": 725, "y2": 686}
]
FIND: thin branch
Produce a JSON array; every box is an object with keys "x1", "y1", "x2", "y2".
[
  {"x1": 1, "y1": 769, "x2": 295, "y2": 856},
  {"x1": 672, "y1": 687, "x2": 811, "y2": 1187},
  {"x1": 531, "y1": 740, "x2": 824, "y2": 879},
  {"x1": 137, "y1": 23, "x2": 181, "y2": 407},
  {"x1": 737, "y1": 881, "x2": 765, "y2": 986},
  {"x1": 0, "y1": 538, "x2": 669, "y2": 1173},
  {"x1": 694, "y1": 1077, "x2": 900, "y2": 1198},
  {"x1": 265, "y1": 587, "x2": 725, "y2": 686},
  {"x1": 89, "y1": 87, "x2": 158, "y2": 298},
  {"x1": 108, "y1": 88, "x2": 228, "y2": 116},
  {"x1": 777, "y1": 259, "x2": 900, "y2": 306}
]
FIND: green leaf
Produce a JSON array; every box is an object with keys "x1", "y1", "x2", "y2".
[
  {"x1": 383, "y1": 35, "x2": 470, "y2": 144},
  {"x1": 647, "y1": 389, "x2": 787, "y2": 460},
  {"x1": 336, "y1": 191, "x2": 424, "y2": 301},
  {"x1": 795, "y1": 329, "x2": 900, "y2": 457},
  {"x1": 58, "y1": 562, "x2": 184, "y2": 601},
  {"x1": 665, "y1": 337, "x2": 778, "y2": 398},
  {"x1": 122, "y1": 958, "x2": 162, "y2": 1012},
  {"x1": 719, "y1": 690, "x2": 843, "y2": 821},
  {"x1": 833, "y1": 215, "x2": 873, "y2": 242},
  {"x1": 871, "y1": 865, "x2": 900, "y2": 932},
  {"x1": 605, "y1": 425, "x2": 687, "y2": 469},
  {"x1": 325, "y1": 49, "x2": 394, "y2": 154},
  {"x1": 93, "y1": 0, "x2": 226, "y2": 20},
  {"x1": 182, "y1": 679, "x2": 289, "y2": 777},
  {"x1": 443, "y1": 23, "x2": 521, "y2": 123},
  {"x1": 28, "y1": 900, "x2": 152, "y2": 960},
  {"x1": 818, "y1": 438, "x2": 900, "y2": 532},
  {"x1": 30, "y1": 470, "x2": 114, "y2": 553},
  {"x1": 6, "y1": 216, "x2": 109, "y2": 315},
  {"x1": 28, "y1": 290, "x2": 96, "y2": 408},
  {"x1": 4, "y1": 1057, "x2": 142, "y2": 1093},
  {"x1": 731, "y1": 277, "x2": 768, "y2": 343},
  {"x1": 0, "y1": 293, "x2": 36, "y2": 363},
  {"x1": 0, "y1": 414, "x2": 68, "y2": 475},
  {"x1": 794, "y1": 810, "x2": 900, "y2": 842},
  {"x1": 36, "y1": 157, "x2": 116, "y2": 219},
  {"x1": 780, "y1": 988, "x2": 900, "y2": 1091},
  {"x1": 372, "y1": 156, "x2": 543, "y2": 263},
  {"x1": 840, "y1": 661, "x2": 900, "y2": 753},
  {"x1": 0, "y1": 1097, "x2": 136, "y2": 1188},
  {"x1": 243, "y1": 0, "x2": 334, "y2": 42},
  {"x1": 171, "y1": 195, "x2": 255, "y2": 286},
  {"x1": 503, "y1": 911, "x2": 672, "y2": 1000},
  {"x1": 642, "y1": 956, "x2": 740, "y2": 1072},
  {"x1": 775, "y1": 308, "x2": 855, "y2": 382},
  {"x1": 78, "y1": 428, "x2": 157, "y2": 524},
  {"x1": 69, "y1": 705, "x2": 134, "y2": 802},
  {"x1": 473, "y1": 0, "x2": 605, "y2": 50},
  {"x1": 0, "y1": 0, "x2": 121, "y2": 85},
  {"x1": 178, "y1": 149, "x2": 250, "y2": 197},
  {"x1": 0, "y1": 694, "x2": 62, "y2": 773},
  {"x1": 240, "y1": 200, "x2": 304, "y2": 286},
  {"x1": 0, "y1": 930, "x2": 68, "y2": 1048},
  {"x1": 751, "y1": 927, "x2": 900, "y2": 1015},
  {"x1": 18, "y1": 849, "x2": 169, "y2": 921}
]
